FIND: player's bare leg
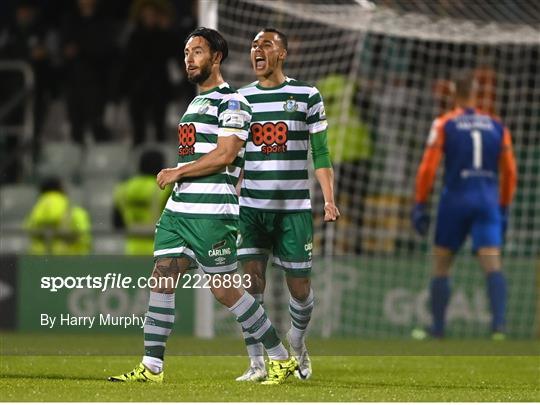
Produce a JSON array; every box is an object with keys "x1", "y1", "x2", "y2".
[
  {"x1": 477, "y1": 247, "x2": 507, "y2": 338},
  {"x1": 477, "y1": 247, "x2": 502, "y2": 273},
  {"x1": 243, "y1": 259, "x2": 268, "y2": 295},
  {"x1": 209, "y1": 274, "x2": 256, "y2": 307},
  {"x1": 286, "y1": 275, "x2": 313, "y2": 379},
  {"x1": 235, "y1": 259, "x2": 267, "y2": 381},
  {"x1": 109, "y1": 257, "x2": 191, "y2": 382},
  {"x1": 286, "y1": 276, "x2": 311, "y2": 301},
  {"x1": 433, "y1": 246, "x2": 454, "y2": 277},
  {"x1": 149, "y1": 257, "x2": 192, "y2": 292}
]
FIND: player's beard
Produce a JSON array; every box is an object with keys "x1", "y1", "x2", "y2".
[{"x1": 187, "y1": 62, "x2": 212, "y2": 84}]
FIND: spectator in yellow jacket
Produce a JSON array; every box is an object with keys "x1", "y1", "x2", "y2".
[
  {"x1": 26, "y1": 178, "x2": 91, "y2": 254},
  {"x1": 113, "y1": 149, "x2": 171, "y2": 255}
]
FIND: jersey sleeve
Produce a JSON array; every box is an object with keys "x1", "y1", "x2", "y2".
[
  {"x1": 310, "y1": 129, "x2": 332, "y2": 169},
  {"x1": 498, "y1": 127, "x2": 517, "y2": 207},
  {"x1": 415, "y1": 118, "x2": 445, "y2": 203},
  {"x1": 307, "y1": 86, "x2": 328, "y2": 135},
  {"x1": 217, "y1": 94, "x2": 252, "y2": 141}
]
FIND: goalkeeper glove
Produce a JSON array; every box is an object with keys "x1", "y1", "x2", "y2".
[
  {"x1": 500, "y1": 205, "x2": 509, "y2": 242},
  {"x1": 411, "y1": 203, "x2": 430, "y2": 236}
]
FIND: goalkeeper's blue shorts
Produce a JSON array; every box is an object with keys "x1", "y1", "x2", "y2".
[{"x1": 434, "y1": 189, "x2": 502, "y2": 252}]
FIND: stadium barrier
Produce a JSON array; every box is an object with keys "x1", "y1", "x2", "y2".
[
  {"x1": 0, "y1": 255, "x2": 537, "y2": 338},
  {"x1": 213, "y1": 256, "x2": 538, "y2": 339},
  {"x1": 1, "y1": 255, "x2": 195, "y2": 334}
]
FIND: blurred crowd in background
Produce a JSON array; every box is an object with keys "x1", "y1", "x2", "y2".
[
  {"x1": 0, "y1": 0, "x2": 197, "y2": 175},
  {"x1": 0, "y1": 0, "x2": 198, "y2": 255}
]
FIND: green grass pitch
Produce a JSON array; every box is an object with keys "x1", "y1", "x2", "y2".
[{"x1": 1, "y1": 333, "x2": 539, "y2": 402}]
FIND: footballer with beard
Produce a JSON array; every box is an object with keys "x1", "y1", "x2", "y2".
[{"x1": 109, "y1": 27, "x2": 298, "y2": 385}]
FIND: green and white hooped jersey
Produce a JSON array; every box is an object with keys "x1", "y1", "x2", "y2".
[
  {"x1": 164, "y1": 82, "x2": 251, "y2": 219},
  {"x1": 238, "y1": 77, "x2": 327, "y2": 211}
]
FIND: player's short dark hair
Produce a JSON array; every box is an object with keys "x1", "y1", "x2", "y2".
[
  {"x1": 139, "y1": 149, "x2": 164, "y2": 175},
  {"x1": 261, "y1": 27, "x2": 288, "y2": 50},
  {"x1": 454, "y1": 70, "x2": 477, "y2": 100},
  {"x1": 185, "y1": 27, "x2": 228, "y2": 64}
]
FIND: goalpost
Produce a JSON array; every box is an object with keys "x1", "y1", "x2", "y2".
[
  {"x1": 204, "y1": 0, "x2": 539, "y2": 338},
  {"x1": 194, "y1": 0, "x2": 219, "y2": 339}
]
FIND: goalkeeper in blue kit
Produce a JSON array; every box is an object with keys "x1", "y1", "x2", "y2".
[{"x1": 412, "y1": 72, "x2": 517, "y2": 339}]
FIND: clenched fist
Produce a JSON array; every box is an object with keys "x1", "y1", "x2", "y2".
[
  {"x1": 324, "y1": 202, "x2": 340, "y2": 222},
  {"x1": 157, "y1": 168, "x2": 180, "y2": 190}
]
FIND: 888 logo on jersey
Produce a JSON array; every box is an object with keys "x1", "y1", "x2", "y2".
[
  {"x1": 178, "y1": 123, "x2": 196, "y2": 155},
  {"x1": 251, "y1": 121, "x2": 288, "y2": 155}
]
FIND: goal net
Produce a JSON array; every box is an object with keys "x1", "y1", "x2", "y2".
[{"x1": 211, "y1": 0, "x2": 539, "y2": 339}]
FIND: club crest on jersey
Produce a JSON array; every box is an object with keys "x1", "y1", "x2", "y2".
[{"x1": 283, "y1": 97, "x2": 298, "y2": 113}]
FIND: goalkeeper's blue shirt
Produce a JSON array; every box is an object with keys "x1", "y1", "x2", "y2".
[{"x1": 414, "y1": 107, "x2": 517, "y2": 251}]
